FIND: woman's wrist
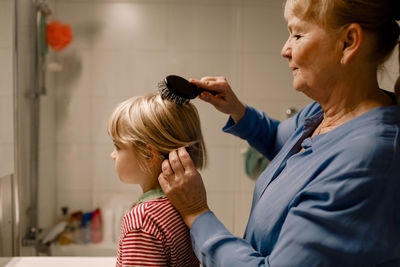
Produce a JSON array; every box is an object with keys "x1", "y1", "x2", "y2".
[
  {"x1": 183, "y1": 208, "x2": 210, "y2": 228},
  {"x1": 231, "y1": 102, "x2": 246, "y2": 124}
]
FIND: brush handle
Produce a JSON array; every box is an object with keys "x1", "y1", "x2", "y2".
[{"x1": 190, "y1": 83, "x2": 218, "y2": 96}]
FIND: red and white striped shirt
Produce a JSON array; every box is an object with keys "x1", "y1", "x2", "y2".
[{"x1": 116, "y1": 195, "x2": 199, "y2": 267}]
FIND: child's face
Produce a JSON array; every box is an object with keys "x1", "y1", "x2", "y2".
[{"x1": 110, "y1": 142, "x2": 148, "y2": 186}]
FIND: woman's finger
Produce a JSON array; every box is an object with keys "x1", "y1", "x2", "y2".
[
  {"x1": 168, "y1": 149, "x2": 185, "y2": 174},
  {"x1": 198, "y1": 91, "x2": 225, "y2": 107},
  {"x1": 189, "y1": 78, "x2": 223, "y2": 93},
  {"x1": 158, "y1": 171, "x2": 170, "y2": 192},
  {"x1": 177, "y1": 147, "x2": 195, "y2": 171},
  {"x1": 198, "y1": 91, "x2": 213, "y2": 102},
  {"x1": 199, "y1": 76, "x2": 217, "y2": 82},
  {"x1": 161, "y1": 159, "x2": 173, "y2": 177}
]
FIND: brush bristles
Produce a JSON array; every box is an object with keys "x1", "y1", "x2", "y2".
[{"x1": 158, "y1": 81, "x2": 190, "y2": 105}]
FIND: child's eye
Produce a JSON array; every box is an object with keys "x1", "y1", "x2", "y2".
[{"x1": 293, "y1": 34, "x2": 302, "y2": 40}]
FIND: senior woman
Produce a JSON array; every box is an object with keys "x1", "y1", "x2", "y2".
[{"x1": 159, "y1": 0, "x2": 400, "y2": 266}]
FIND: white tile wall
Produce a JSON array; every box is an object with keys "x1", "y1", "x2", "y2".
[
  {"x1": 96, "y1": 3, "x2": 168, "y2": 50},
  {"x1": 55, "y1": 97, "x2": 93, "y2": 144},
  {"x1": 38, "y1": 145, "x2": 57, "y2": 227},
  {"x1": 207, "y1": 191, "x2": 236, "y2": 232},
  {"x1": 0, "y1": 0, "x2": 14, "y2": 179},
  {"x1": 56, "y1": 144, "x2": 93, "y2": 191},
  {"x1": 39, "y1": 0, "x2": 400, "y2": 252},
  {"x1": 200, "y1": 145, "x2": 237, "y2": 192},
  {"x1": 0, "y1": 142, "x2": 14, "y2": 178},
  {"x1": 55, "y1": 49, "x2": 92, "y2": 98},
  {"x1": 196, "y1": 100, "x2": 237, "y2": 146},
  {"x1": 166, "y1": 4, "x2": 239, "y2": 52},
  {"x1": 57, "y1": 189, "x2": 94, "y2": 214},
  {"x1": 242, "y1": 5, "x2": 287, "y2": 54},
  {"x1": 0, "y1": 0, "x2": 13, "y2": 49},
  {"x1": 0, "y1": 97, "x2": 13, "y2": 144},
  {"x1": 0, "y1": 50, "x2": 13, "y2": 97},
  {"x1": 241, "y1": 53, "x2": 296, "y2": 100}
]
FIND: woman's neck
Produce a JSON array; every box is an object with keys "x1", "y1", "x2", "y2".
[{"x1": 315, "y1": 73, "x2": 394, "y2": 135}]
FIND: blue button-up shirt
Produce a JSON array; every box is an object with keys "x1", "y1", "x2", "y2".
[{"x1": 191, "y1": 102, "x2": 400, "y2": 267}]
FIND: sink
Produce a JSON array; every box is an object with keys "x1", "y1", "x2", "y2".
[{"x1": 0, "y1": 257, "x2": 116, "y2": 267}]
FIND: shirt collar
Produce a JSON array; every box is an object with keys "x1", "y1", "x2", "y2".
[{"x1": 137, "y1": 187, "x2": 166, "y2": 204}]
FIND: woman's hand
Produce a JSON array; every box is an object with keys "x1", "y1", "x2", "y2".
[
  {"x1": 190, "y1": 76, "x2": 246, "y2": 123},
  {"x1": 158, "y1": 147, "x2": 210, "y2": 227}
]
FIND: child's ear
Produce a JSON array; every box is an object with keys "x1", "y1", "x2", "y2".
[{"x1": 145, "y1": 145, "x2": 163, "y2": 165}]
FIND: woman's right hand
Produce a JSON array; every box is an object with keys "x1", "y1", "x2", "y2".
[{"x1": 190, "y1": 76, "x2": 246, "y2": 123}]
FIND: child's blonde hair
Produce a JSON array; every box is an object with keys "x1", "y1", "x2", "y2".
[{"x1": 108, "y1": 93, "x2": 206, "y2": 171}]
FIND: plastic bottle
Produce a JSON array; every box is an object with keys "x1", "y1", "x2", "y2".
[
  {"x1": 59, "y1": 207, "x2": 69, "y2": 222},
  {"x1": 92, "y1": 208, "x2": 102, "y2": 244},
  {"x1": 102, "y1": 208, "x2": 113, "y2": 244},
  {"x1": 70, "y1": 211, "x2": 83, "y2": 244},
  {"x1": 81, "y1": 212, "x2": 93, "y2": 244},
  {"x1": 57, "y1": 207, "x2": 72, "y2": 245}
]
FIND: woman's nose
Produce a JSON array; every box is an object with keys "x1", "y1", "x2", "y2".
[{"x1": 281, "y1": 39, "x2": 291, "y2": 58}]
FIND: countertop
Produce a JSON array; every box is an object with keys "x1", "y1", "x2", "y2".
[{"x1": 0, "y1": 257, "x2": 116, "y2": 267}]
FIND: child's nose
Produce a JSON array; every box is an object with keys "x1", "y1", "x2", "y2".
[{"x1": 110, "y1": 150, "x2": 116, "y2": 160}]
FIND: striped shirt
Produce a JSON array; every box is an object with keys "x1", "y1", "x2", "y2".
[{"x1": 116, "y1": 189, "x2": 199, "y2": 267}]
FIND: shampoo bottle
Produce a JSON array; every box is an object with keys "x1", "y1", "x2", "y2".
[
  {"x1": 81, "y1": 212, "x2": 93, "y2": 244},
  {"x1": 92, "y1": 208, "x2": 102, "y2": 244}
]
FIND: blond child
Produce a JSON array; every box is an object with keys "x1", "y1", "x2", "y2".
[{"x1": 108, "y1": 93, "x2": 204, "y2": 266}]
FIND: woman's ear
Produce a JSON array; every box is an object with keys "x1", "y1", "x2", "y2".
[{"x1": 340, "y1": 23, "x2": 363, "y2": 65}]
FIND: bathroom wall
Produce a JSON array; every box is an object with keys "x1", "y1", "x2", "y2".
[
  {"x1": 38, "y1": 0, "x2": 398, "y2": 250},
  {"x1": 0, "y1": 0, "x2": 14, "y2": 178},
  {"x1": 0, "y1": 0, "x2": 15, "y2": 256}
]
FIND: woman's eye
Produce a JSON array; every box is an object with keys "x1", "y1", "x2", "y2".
[{"x1": 114, "y1": 143, "x2": 120, "y2": 150}]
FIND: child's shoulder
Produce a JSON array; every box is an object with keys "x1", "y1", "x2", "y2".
[
  {"x1": 122, "y1": 197, "x2": 174, "y2": 230},
  {"x1": 140, "y1": 197, "x2": 179, "y2": 219}
]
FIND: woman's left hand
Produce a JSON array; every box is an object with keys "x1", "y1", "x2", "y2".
[{"x1": 158, "y1": 147, "x2": 210, "y2": 227}]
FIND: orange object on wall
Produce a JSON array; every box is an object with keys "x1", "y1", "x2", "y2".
[{"x1": 46, "y1": 21, "x2": 73, "y2": 51}]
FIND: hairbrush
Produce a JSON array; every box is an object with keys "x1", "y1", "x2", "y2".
[{"x1": 158, "y1": 75, "x2": 217, "y2": 105}]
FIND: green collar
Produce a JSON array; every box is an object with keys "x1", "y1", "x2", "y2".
[{"x1": 137, "y1": 187, "x2": 166, "y2": 204}]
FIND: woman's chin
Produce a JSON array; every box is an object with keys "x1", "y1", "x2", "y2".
[
  {"x1": 292, "y1": 80, "x2": 309, "y2": 93},
  {"x1": 293, "y1": 83, "x2": 304, "y2": 92}
]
